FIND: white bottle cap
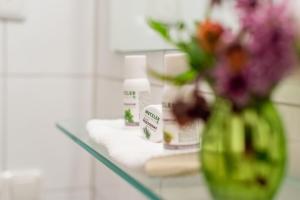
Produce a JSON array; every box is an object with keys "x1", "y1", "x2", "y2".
[
  {"x1": 164, "y1": 53, "x2": 188, "y2": 76},
  {"x1": 124, "y1": 55, "x2": 147, "y2": 79}
]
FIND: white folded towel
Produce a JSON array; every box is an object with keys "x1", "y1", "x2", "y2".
[
  {"x1": 87, "y1": 119, "x2": 164, "y2": 168},
  {"x1": 86, "y1": 119, "x2": 197, "y2": 169}
]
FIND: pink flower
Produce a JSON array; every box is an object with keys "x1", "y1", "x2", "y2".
[
  {"x1": 236, "y1": 0, "x2": 259, "y2": 12},
  {"x1": 246, "y1": 2, "x2": 296, "y2": 95},
  {"x1": 236, "y1": 0, "x2": 263, "y2": 28},
  {"x1": 213, "y1": 40, "x2": 252, "y2": 108},
  {"x1": 213, "y1": 1, "x2": 297, "y2": 108},
  {"x1": 214, "y1": 64, "x2": 251, "y2": 108}
]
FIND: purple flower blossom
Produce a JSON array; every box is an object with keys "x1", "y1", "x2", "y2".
[
  {"x1": 213, "y1": 48, "x2": 251, "y2": 108},
  {"x1": 236, "y1": 0, "x2": 269, "y2": 29},
  {"x1": 236, "y1": 0, "x2": 260, "y2": 28},
  {"x1": 246, "y1": 2, "x2": 296, "y2": 95},
  {"x1": 236, "y1": 0, "x2": 259, "y2": 12},
  {"x1": 213, "y1": 1, "x2": 297, "y2": 108},
  {"x1": 214, "y1": 65, "x2": 251, "y2": 108}
]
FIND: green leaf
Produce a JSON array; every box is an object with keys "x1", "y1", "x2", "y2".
[
  {"x1": 176, "y1": 21, "x2": 185, "y2": 30},
  {"x1": 143, "y1": 127, "x2": 151, "y2": 139},
  {"x1": 124, "y1": 109, "x2": 134, "y2": 123},
  {"x1": 148, "y1": 19, "x2": 215, "y2": 75},
  {"x1": 177, "y1": 39, "x2": 215, "y2": 71},
  {"x1": 148, "y1": 69, "x2": 197, "y2": 86},
  {"x1": 147, "y1": 19, "x2": 171, "y2": 42},
  {"x1": 164, "y1": 131, "x2": 173, "y2": 144}
]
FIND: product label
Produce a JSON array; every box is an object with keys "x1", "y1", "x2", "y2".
[
  {"x1": 142, "y1": 109, "x2": 160, "y2": 140},
  {"x1": 162, "y1": 101, "x2": 200, "y2": 147},
  {"x1": 123, "y1": 90, "x2": 150, "y2": 126}
]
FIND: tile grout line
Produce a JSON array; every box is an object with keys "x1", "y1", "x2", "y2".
[
  {"x1": 0, "y1": 22, "x2": 4, "y2": 170},
  {"x1": 98, "y1": 74, "x2": 165, "y2": 87},
  {"x1": 2, "y1": 20, "x2": 8, "y2": 171},
  {"x1": 89, "y1": 0, "x2": 99, "y2": 199},
  {"x1": 274, "y1": 101, "x2": 300, "y2": 108},
  {"x1": 45, "y1": 186, "x2": 91, "y2": 193},
  {"x1": 3, "y1": 73, "x2": 95, "y2": 78}
]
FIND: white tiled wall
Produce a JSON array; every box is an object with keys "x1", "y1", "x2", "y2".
[
  {"x1": 274, "y1": 75, "x2": 300, "y2": 106},
  {"x1": 0, "y1": 0, "x2": 95, "y2": 199},
  {"x1": 0, "y1": 77, "x2": 3, "y2": 171},
  {"x1": 0, "y1": 22, "x2": 4, "y2": 171},
  {"x1": 6, "y1": 0, "x2": 94, "y2": 75},
  {"x1": 6, "y1": 78, "x2": 92, "y2": 190},
  {"x1": 43, "y1": 188, "x2": 91, "y2": 200},
  {"x1": 94, "y1": 162, "x2": 146, "y2": 200},
  {"x1": 0, "y1": 22, "x2": 3, "y2": 74},
  {"x1": 96, "y1": 0, "x2": 123, "y2": 79}
]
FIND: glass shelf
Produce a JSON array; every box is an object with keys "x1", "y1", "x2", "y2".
[{"x1": 56, "y1": 119, "x2": 300, "y2": 200}]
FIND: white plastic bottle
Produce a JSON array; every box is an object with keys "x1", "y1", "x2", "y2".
[
  {"x1": 123, "y1": 55, "x2": 151, "y2": 127},
  {"x1": 162, "y1": 53, "x2": 201, "y2": 150}
]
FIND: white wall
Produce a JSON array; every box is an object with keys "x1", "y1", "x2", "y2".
[{"x1": 0, "y1": 0, "x2": 95, "y2": 199}]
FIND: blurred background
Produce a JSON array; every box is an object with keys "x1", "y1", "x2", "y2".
[{"x1": 0, "y1": 0, "x2": 299, "y2": 199}]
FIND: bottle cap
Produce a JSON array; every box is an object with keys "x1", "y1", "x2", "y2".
[
  {"x1": 124, "y1": 55, "x2": 147, "y2": 79},
  {"x1": 164, "y1": 53, "x2": 188, "y2": 76}
]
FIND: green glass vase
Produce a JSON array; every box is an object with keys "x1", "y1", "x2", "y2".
[{"x1": 201, "y1": 99, "x2": 287, "y2": 200}]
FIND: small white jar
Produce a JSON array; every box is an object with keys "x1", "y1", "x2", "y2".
[{"x1": 140, "y1": 104, "x2": 163, "y2": 142}]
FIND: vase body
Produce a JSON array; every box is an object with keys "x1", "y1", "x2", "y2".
[{"x1": 201, "y1": 99, "x2": 287, "y2": 200}]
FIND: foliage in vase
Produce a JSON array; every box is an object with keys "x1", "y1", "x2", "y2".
[{"x1": 148, "y1": 0, "x2": 299, "y2": 199}]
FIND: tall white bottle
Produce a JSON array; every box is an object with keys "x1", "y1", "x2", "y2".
[
  {"x1": 162, "y1": 53, "x2": 201, "y2": 150},
  {"x1": 123, "y1": 55, "x2": 151, "y2": 127}
]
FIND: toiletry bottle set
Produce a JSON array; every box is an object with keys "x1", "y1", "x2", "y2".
[{"x1": 123, "y1": 53, "x2": 201, "y2": 150}]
